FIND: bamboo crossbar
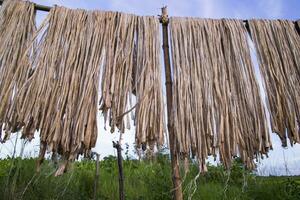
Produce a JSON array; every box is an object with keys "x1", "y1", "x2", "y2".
[
  {"x1": 0, "y1": 0, "x2": 299, "y2": 40},
  {"x1": 0, "y1": 0, "x2": 51, "y2": 11},
  {"x1": 0, "y1": 0, "x2": 298, "y2": 33}
]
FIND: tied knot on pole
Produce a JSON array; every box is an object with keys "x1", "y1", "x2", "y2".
[{"x1": 159, "y1": 6, "x2": 169, "y2": 25}]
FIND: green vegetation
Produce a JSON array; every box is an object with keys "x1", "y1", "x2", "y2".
[{"x1": 0, "y1": 154, "x2": 299, "y2": 200}]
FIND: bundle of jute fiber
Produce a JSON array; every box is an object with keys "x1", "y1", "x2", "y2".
[
  {"x1": 9, "y1": 6, "x2": 104, "y2": 175},
  {"x1": 99, "y1": 11, "x2": 136, "y2": 134},
  {"x1": 134, "y1": 16, "x2": 165, "y2": 149},
  {"x1": 170, "y1": 18, "x2": 271, "y2": 172},
  {"x1": 0, "y1": 0, "x2": 36, "y2": 141},
  {"x1": 99, "y1": 14, "x2": 165, "y2": 149},
  {"x1": 6, "y1": 6, "x2": 164, "y2": 174},
  {"x1": 249, "y1": 20, "x2": 300, "y2": 146}
]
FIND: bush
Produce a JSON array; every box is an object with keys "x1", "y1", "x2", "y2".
[{"x1": 0, "y1": 156, "x2": 299, "y2": 200}]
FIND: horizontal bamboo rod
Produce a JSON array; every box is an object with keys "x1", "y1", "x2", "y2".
[
  {"x1": 0, "y1": 0, "x2": 52, "y2": 12},
  {"x1": 0, "y1": 0, "x2": 297, "y2": 31}
]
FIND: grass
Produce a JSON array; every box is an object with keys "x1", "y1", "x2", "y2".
[{"x1": 0, "y1": 155, "x2": 299, "y2": 200}]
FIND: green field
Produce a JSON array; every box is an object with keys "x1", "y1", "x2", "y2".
[{"x1": 0, "y1": 155, "x2": 299, "y2": 200}]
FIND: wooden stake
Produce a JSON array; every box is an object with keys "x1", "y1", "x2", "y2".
[
  {"x1": 159, "y1": 6, "x2": 183, "y2": 200},
  {"x1": 113, "y1": 141, "x2": 125, "y2": 200},
  {"x1": 93, "y1": 153, "x2": 100, "y2": 200}
]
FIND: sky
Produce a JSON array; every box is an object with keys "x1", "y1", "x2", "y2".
[{"x1": 1, "y1": 0, "x2": 300, "y2": 176}]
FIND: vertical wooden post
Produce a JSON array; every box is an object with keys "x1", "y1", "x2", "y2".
[
  {"x1": 93, "y1": 153, "x2": 100, "y2": 200},
  {"x1": 113, "y1": 141, "x2": 125, "y2": 200},
  {"x1": 159, "y1": 6, "x2": 183, "y2": 200}
]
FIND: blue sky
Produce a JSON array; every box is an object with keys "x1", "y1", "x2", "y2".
[{"x1": 1, "y1": 0, "x2": 300, "y2": 176}]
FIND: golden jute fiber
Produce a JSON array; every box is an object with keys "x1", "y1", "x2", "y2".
[
  {"x1": 133, "y1": 16, "x2": 165, "y2": 149},
  {"x1": 98, "y1": 13, "x2": 164, "y2": 149},
  {"x1": 170, "y1": 18, "x2": 271, "y2": 171},
  {"x1": 0, "y1": 0, "x2": 36, "y2": 141},
  {"x1": 3, "y1": 6, "x2": 164, "y2": 174},
  {"x1": 12, "y1": 7, "x2": 104, "y2": 174},
  {"x1": 249, "y1": 20, "x2": 300, "y2": 147}
]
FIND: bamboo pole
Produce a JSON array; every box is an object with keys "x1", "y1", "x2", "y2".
[
  {"x1": 113, "y1": 141, "x2": 125, "y2": 200},
  {"x1": 0, "y1": 0, "x2": 51, "y2": 12},
  {"x1": 0, "y1": 0, "x2": 297, "y2": 40},
  {"x1": 159, "y1": 6, "x2": 183, "y2": 200}
]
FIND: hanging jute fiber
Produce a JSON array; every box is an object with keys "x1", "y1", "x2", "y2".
[
  {"x1": 170, "y1": 18, "x2": 271, "y2": 172},
  {"x1": 249, "y1": 20, "x2": 300, "y2": 147},
  {"x1": 9, "y1": 7, "x2": 105, "y2": 175},
  {"x1": 3, "y1": 6, "x2": 164, "y2": 175},
  {"x1": 134, "y1": 16, "x2": 164, "y2": 149},
  {"x1": 0, "y1": 0, "x2": 36, "y2": 141},
  {"x1": 99, "y1": 14, "x2": 165, "y2": 150}
]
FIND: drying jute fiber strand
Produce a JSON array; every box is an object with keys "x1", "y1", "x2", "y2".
[
  {"x1": 249, "y1": 20, "x2": 300, "y2": 147},
  {"x1": 170, "y1": 18, "x2": 271, "y2": 172},
  {"x1": 0, "y1": 4, "x2": 164, "y2": 175},
  {"x1": 133, "y1": 16, "x2": 165, "y2": 150},
  {"x1": 0, "y1": 0, "x2": 36, "y2": 142},
  {"x1": 9, "y1": 6, "x2": 104, "y2": 175},
  {"x1": 99, "y1": 14, "x2": 165, "y2": 150}
]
